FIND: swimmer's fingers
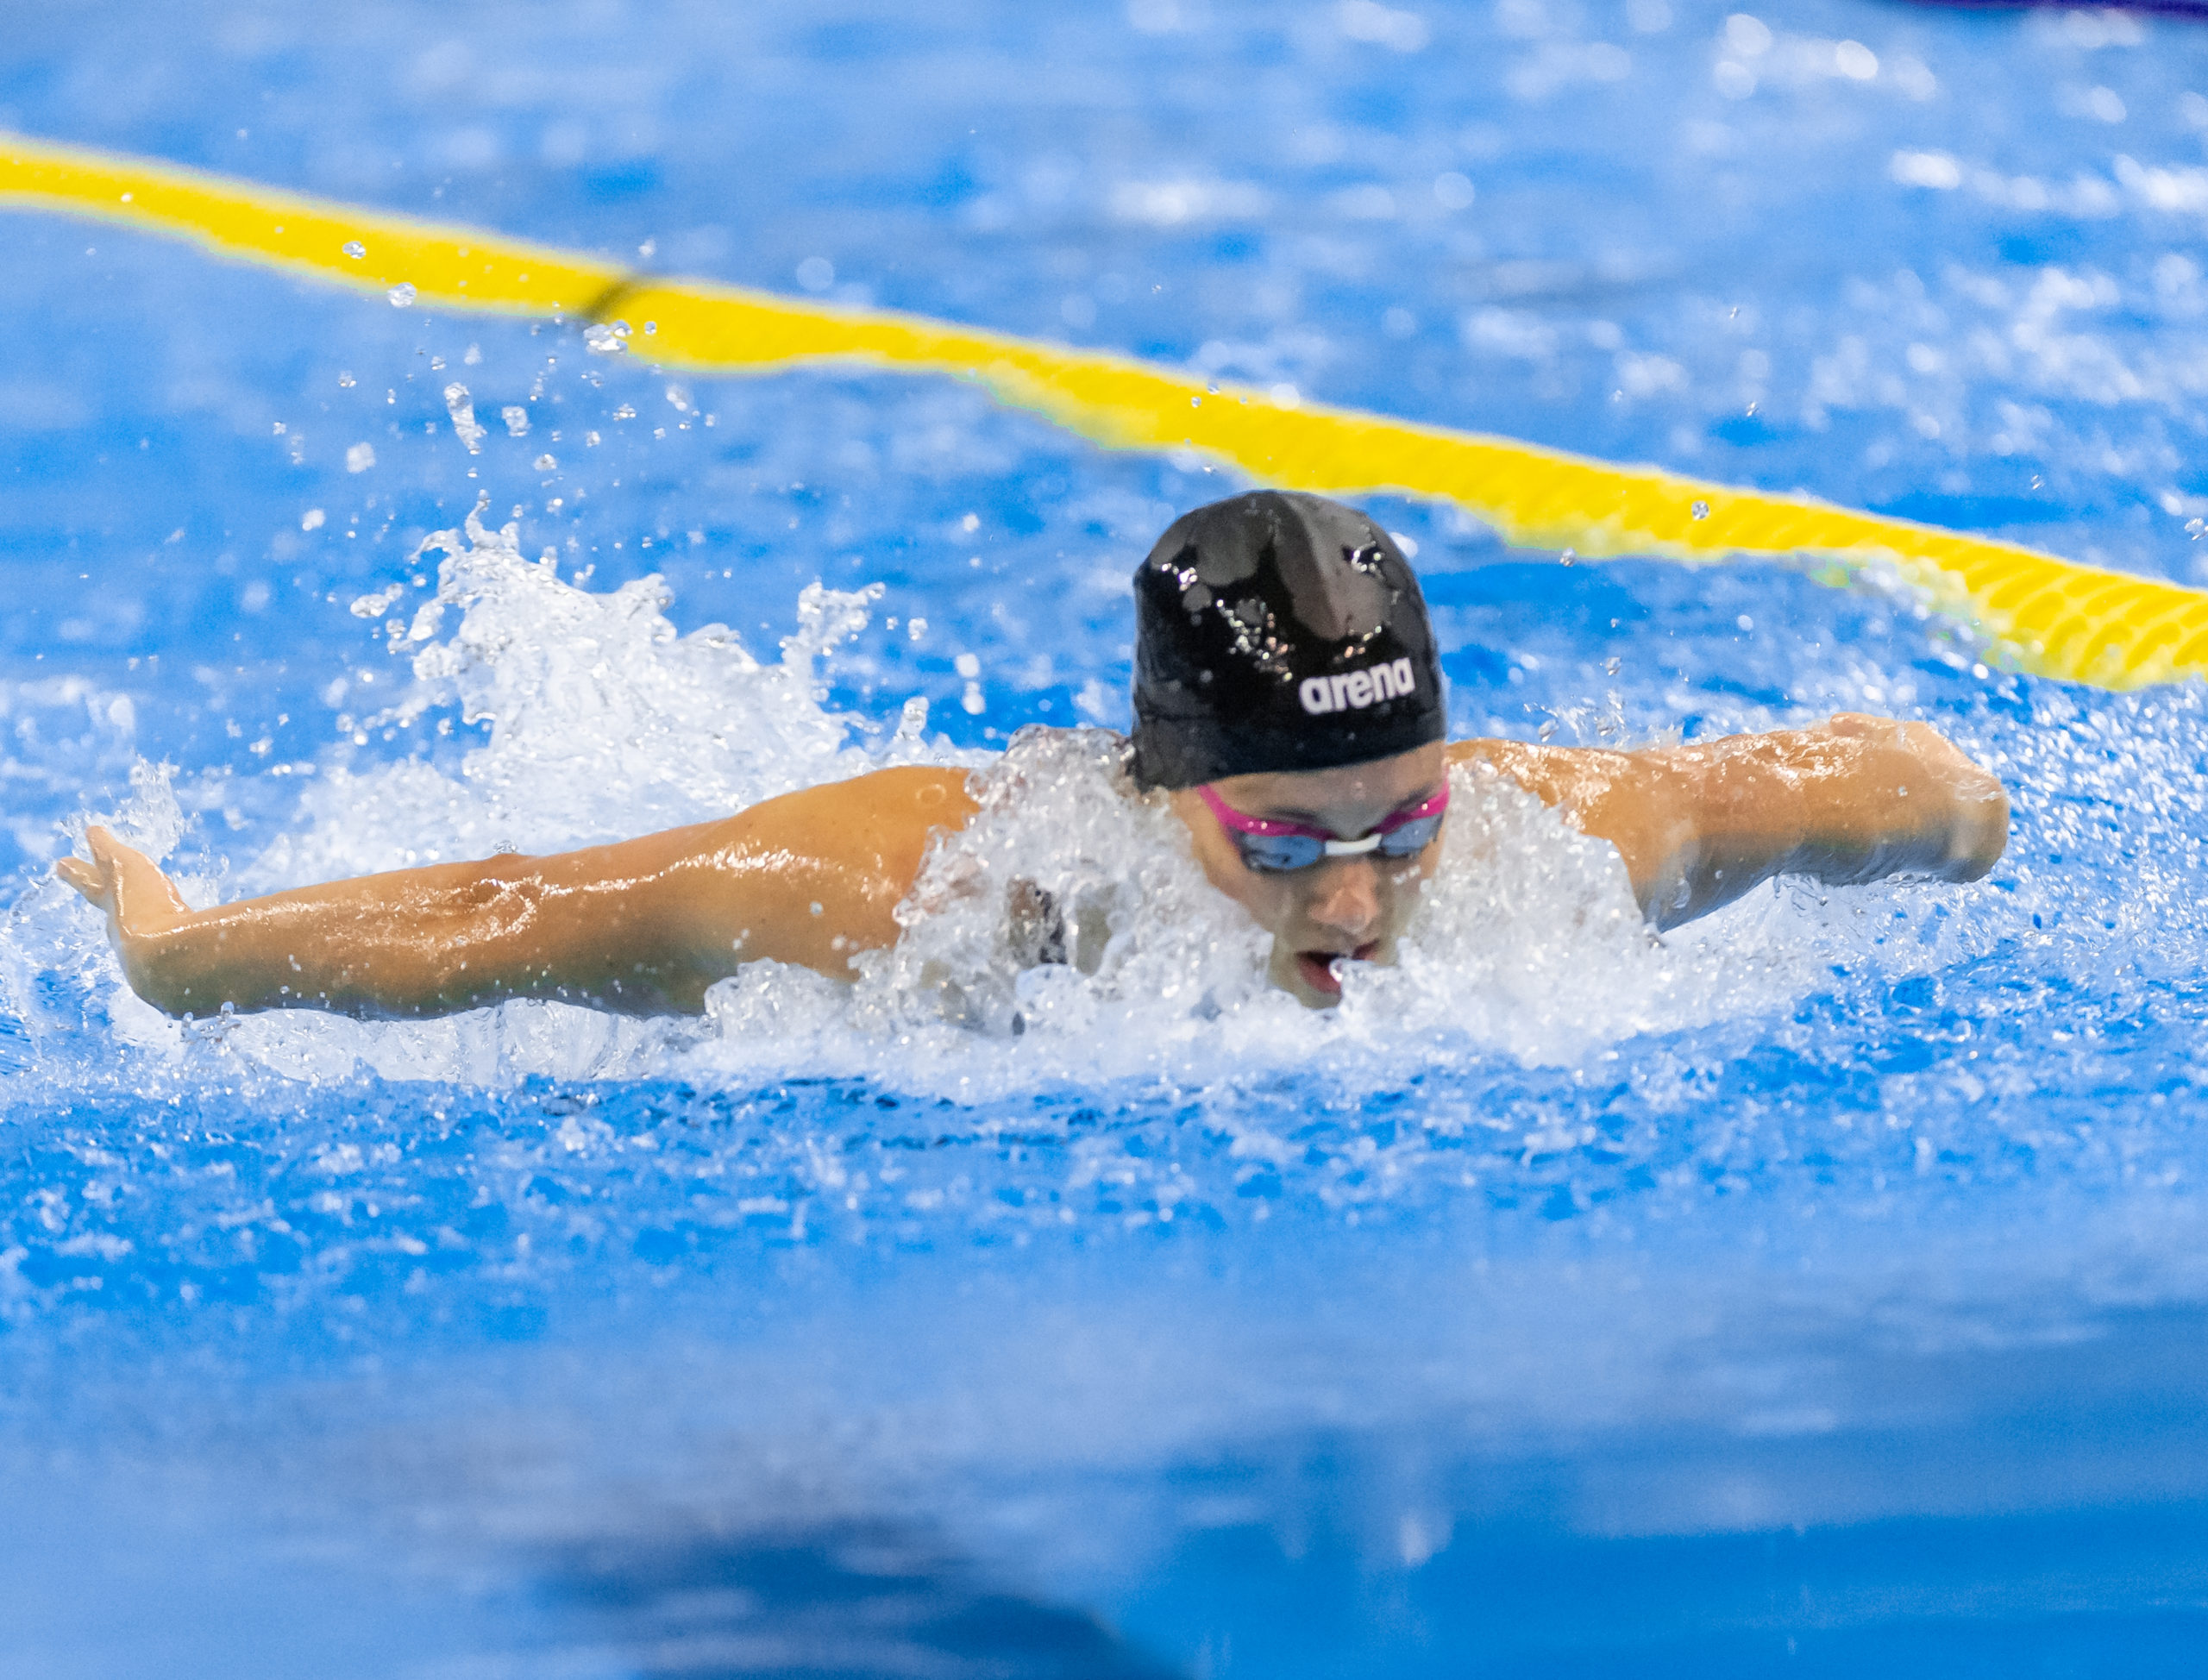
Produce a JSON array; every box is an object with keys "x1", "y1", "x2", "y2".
[
  {"x1": 53, "y1": 852, "x2": 110, "y2": 908},
  {"x1": 1942, "y1": 766, "x2": 2011, "y2": 878}
]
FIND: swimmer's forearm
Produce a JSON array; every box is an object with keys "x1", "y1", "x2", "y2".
[{"x1": 121, "y1": 849, "x2": 723, "y2": 1019}]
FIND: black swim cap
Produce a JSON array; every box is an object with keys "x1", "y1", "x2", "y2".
[{"x1": 1127, "y1": 491, "x2": 1446, "y2": 791}]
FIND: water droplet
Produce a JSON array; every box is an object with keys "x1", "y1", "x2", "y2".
[
  {"x1": 1690, "y1": 500, "x2": 1710, "y2": 520},
  {"x1": 442, "y1": 384, "x2": 486, "y2": 454},
  {"x1": 533, "y1": 454, "x2": 558, "y2": 471},
  {"x1": 386, "y1": 282, "x2": 417, "y2": 308},
  {"x1": 342, "y1": 240, "x2": 366, "y2": 259}
]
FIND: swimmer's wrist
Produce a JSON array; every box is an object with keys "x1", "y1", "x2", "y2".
[{"x1": 117, "y1": 918, "x2": 223, "y2": 1015}]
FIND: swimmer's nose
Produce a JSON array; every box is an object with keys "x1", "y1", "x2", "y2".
[{"x1": 1304, "y1": 857, "x2": 1381, "y2": 940}]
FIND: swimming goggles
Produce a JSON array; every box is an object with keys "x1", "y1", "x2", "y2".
[{"x1": 1195, "y1": 782, "x2": 1450, "y2": 874}]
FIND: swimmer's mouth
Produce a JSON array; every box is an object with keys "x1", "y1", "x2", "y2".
[{"x1": 1295, "y1": 943, "x2": 1379, "y2": 998}]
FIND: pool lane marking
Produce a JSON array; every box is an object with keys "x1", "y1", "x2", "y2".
[{"x1": 8, "y1": 127, "x2": 2206, "y2": 693}]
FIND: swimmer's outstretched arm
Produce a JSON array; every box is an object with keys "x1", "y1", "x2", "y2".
[
  {"x1": 53, "y1": 767, "x2": 979, "y2": 1019},
  {"x1": 1455, "y1": 713, "x2": 2009, "y2": 930}
]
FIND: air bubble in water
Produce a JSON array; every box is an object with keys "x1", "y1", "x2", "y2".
[
  {"x1": 1691, "y1": 499, "x2": 1710, "y2": 520},
  {"x1": 387, "y1": 282, "x2": 417, "y2": 307},
  {"x1": 503, "y1": 406, "x2": 530, "y2": 437},
  {"x1": 342, "y1": 240, "x2": 366, "y2": 260},
  {"x1": 533, "y1": 454, "x2": 558, "y2": 472},
  {"x1": 347, "y1": 442, "x2": 376, "y2": 473}
]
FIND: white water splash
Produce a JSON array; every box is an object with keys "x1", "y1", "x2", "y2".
[
  {"x1": 242, "y1": 504, "x2": 892, "y2": 890},
  {"x1": 12, "y1": 515, "x2": 1998, "y2": 1092}
]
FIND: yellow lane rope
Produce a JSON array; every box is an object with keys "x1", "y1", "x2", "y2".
[{"x1": 7, "y1": 128, "x2": 2205, "y2": 691}]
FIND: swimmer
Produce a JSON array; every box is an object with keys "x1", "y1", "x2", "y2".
[{"x1": 57, "y1": 492, "x2": 2010, "y2": 1019}]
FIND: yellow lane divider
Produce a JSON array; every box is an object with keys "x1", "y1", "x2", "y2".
[{"x1": 7, "y1": 128, "x2": 2205, "y2": 691}]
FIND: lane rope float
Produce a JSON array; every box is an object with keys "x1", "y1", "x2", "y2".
[{"x1": 7, "y1": 128, "x2": 2207, "y2": 692}]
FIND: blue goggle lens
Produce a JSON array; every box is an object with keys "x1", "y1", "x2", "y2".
[{"x1": 1234, "y1": 811, "x2": 1446, "y2": 874}]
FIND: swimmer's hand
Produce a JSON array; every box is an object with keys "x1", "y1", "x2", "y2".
[
  {"x1": 55, "y1": 827, "x2": 196, "y2": 1005},
  {"x1": 1810, "y1": 711, "x2": 2010, "y2": 882}
]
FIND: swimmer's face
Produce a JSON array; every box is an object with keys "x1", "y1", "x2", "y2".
[{"x1": 1170, "y1": 742, "x2": 1448, "y2": 1009}]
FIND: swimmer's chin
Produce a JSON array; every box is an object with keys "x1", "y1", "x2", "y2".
[{"x1": 1270, "y1": 939, "x2": 1387, "y2": 1009}]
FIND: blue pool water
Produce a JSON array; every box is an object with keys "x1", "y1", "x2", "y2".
[{"x1": 9, "y1": 0, "x2": 2208, "y2": 1672}]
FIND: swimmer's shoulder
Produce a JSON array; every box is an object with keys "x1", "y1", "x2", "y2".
[
  {"x1": 718, "y1": 765, "x2": 982, "y2": 860},
  {"x1": 786, "y1": 725, "x2": 1135, "y2": 835},
  {"x1": 855, "y1": 762, "x2": 983, "y2": 811}
]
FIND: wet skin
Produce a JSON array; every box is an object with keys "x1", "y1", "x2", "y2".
[
  {"x1": 58, "y1": 713, "x2": 2009, "y2": 1019},
  {"x1": 1170, "y1": 743, "x2": 1448, "y2": 1009}
]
